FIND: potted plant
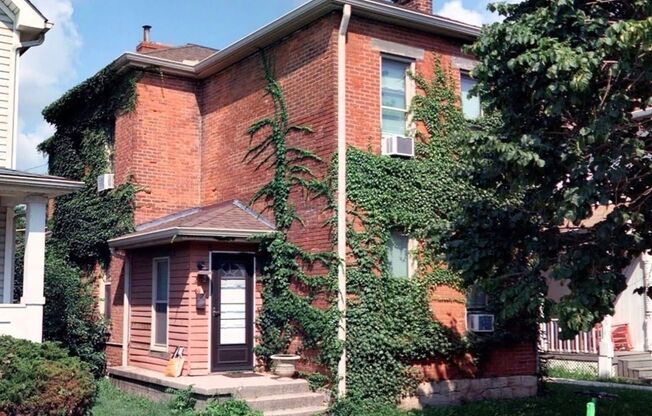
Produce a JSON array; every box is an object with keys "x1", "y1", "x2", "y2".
[{"x1": 270, "y1": 353, "x2": 301, "y2": 378}]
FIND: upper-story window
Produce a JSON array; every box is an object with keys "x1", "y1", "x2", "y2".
[
  {"x1": 382, "y1": 57, "x2": 412, "y2": 136},
  {"x1": 460, "y1": 71, "x2": 481, "y2": 119}
]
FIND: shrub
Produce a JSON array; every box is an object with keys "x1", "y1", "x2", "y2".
[
  {"x1": 196, "y1": 399, "x2": 262, "y2": 416},
  {"x1": 0, "y1": 336, "x2": 96, "y2": 415},
  {"x1": 44, "y1": 244, "x2": 108, "y2": 377}
]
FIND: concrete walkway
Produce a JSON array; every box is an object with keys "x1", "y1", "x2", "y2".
[{"x1": 108, "y1": 366, "x2": 307, "y2": 397}]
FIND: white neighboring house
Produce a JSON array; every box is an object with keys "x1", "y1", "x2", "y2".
[
  {"x1": 542, "y1": 106, "x2": 652, "y2": 378},
  {"x1": 0, "y1": 0, "x2": 82, "y2": 343}
]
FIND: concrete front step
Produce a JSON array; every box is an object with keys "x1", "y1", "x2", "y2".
[
  {"x1": 235, "y1": 379, "x2": 311, "y2": 399},
  {"x1": 264, "y1": 405, "x2": 329, "y2": 416},
  {"x1": 247, "y1": 392, "x2": 326, "y2": 413}
]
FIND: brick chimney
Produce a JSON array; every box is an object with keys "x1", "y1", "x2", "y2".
[
  {"x1": 394, "y1": 0, "x2": 433, "y2": 14},
  {"x1": 136, "y1": 25, "x2": 172, "y2": 53}
]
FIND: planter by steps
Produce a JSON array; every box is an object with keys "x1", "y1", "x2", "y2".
[{"x1": 271, "y1": 354, "x2": 301, "y2": 378}]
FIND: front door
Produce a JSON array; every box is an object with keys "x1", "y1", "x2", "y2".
[{"x1": 211, "y1": 253, "x2": 254, "y2": 372}]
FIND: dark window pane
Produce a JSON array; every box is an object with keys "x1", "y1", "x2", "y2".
[
  {"x1": 156, "y1": 260, "x2": 168, "y2": 301},
  {"x1": 154, "y1": 302, "x2": 167, "y2": 346}
]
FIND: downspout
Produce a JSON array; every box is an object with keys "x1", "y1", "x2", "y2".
[
  {"x1": 642, "y1": 253, "x2": 652, "y2": 352},
  {"x1": 122, "y1": 254, "x2": 131, "y2": 366},
  {"x1": 337, "y1": 3, "x2": 352, "y2": 399}
]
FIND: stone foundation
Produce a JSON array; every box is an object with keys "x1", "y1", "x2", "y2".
[{"x1": 400, "y1": 375, "x2": 538, "y2": 409}]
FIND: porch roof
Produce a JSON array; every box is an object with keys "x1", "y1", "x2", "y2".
[
  {"x1": 0, "y1": 167, "x2": 83, "y2": 198},
  {"x1": 108, "y1": 200, "x2": 276, "y2": 249}
]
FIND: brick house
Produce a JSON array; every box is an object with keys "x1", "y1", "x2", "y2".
[{"x1": 53, "y1": 0, "x2": 538, "y2": 409}]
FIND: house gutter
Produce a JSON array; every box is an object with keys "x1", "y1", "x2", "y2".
[
  {"x1": 108, "y1": 226, "x2": 275, "y2": 249},
  {"x1": 336, "y1": 3, "x2": 351, "y2": 399}
]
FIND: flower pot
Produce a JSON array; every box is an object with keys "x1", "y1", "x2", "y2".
[{"x1": 270, "y1": 354, "x2": 301, "y2": 378}]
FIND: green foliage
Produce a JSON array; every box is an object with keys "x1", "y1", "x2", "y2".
[
  {"x1": 300, "y1": 371, "x2": 330, "y2": 391},
  {"x1": 34, "y1": 66, "x2": 140, "y2": 374},
  {"x1": 93, "y1": 379, "x2": 173, "y2": 416},
  {"x1": 341, "y1": 58, "x2": 497, "y2": 403},
  {"x1": 0, "y1": 335, "x2": 96, "y2": 416},
  {"x1": 196, "y1": 400, "x2": 262, "y2": 416},
  {"x1": 246, "y1": 53, "x2": 338, "y2": 370},
  {"x1": 446, "y1": 0, "x2": 652, "y2": 338},
  {"x1": 42, "y1": 244, "x2": 108, "y2": 377},
  {"x1": 329, "y1": 398, "x2": 405, "y2": 416},
  {"x1": 167, "y1": 387, "x2": 197, "y2": 416}
]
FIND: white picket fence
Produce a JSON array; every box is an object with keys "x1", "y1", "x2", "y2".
[{"x1": 539, "y1": 319, "x2": 602, "y2": 354}]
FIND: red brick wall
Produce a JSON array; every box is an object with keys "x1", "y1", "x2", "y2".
[
  {"x1": 114, "y1": 75, "x2": 202, "y2": 225},
  {"x1": 346, "y1": 15, "x2": 470, "y2": 153},
  {"x1": 107, "y1": 11, "x2": 536, "y2": 379},
  {"x1": 199, "y1": 13, "x2": 339, "y2": 259},
  {"x1": 106, "y1": 250, "x2": 127, "y2": 367},
  {"x1": 396, "y1": 0, "x2": 433, "y2": 14}
]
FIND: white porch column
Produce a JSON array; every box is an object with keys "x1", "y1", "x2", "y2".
[
  {"x1": 642, "y1": 253, "x2": 652, "y2": 352},
  {"x1": 20, "y1": 196, "x2": 47, "y2": 343},
  {"x1": 598, "y1": 314, "x2": 614, "y2": 378}
]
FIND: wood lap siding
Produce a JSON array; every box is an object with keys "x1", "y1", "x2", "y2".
[
  {"x1": 128, "y1": 246, "x2": 192, "y2": 372},
  {"x1": 0, "y1": 206, "x2": 5, "y2": 298},
  {"x1": 0, "y1": 8, "x2": 13, "y2": 168}
]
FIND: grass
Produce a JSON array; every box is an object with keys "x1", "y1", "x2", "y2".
[
  {"x1": 411, "y1": 383, "x2": 652, "y2": 416},
  {"x1": 92, "y1": 379, "x2": 173, "y2": 416},
  {"x1": 547, "y1": 365, "x2": 598, "y2": 381},
  {"x1": 93, "y1": 379, "x2": 652, "y2": 416}
]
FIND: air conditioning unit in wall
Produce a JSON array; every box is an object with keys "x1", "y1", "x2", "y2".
[
  {"x1": 97, "y1": 173, "x2": 115, "y2": 192},
  {"x1": 468, "y1": 313, "x2": 495, "y2": 333},
  {"x1": 382, "y1": 135, "x2": 415, "y2": 158}
]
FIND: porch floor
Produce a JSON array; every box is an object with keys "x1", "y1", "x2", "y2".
[{"x1": 107, "y1": 366, "x2": 307, "y2": 397}]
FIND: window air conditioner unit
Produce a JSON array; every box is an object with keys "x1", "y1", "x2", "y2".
[
  {"x1": 382, "y1": 135, "x2": 414, "y2": 158},
  {"x1": 468, "y1": 313, "x2": 495, "y2": 333},
  {"x1": 97, "y1": 173, "x2": 115, "y2": 192}
]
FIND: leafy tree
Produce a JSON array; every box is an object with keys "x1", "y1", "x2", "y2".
[{"x1": 446, "y1": 0, "x2": 652, "y2": 337}]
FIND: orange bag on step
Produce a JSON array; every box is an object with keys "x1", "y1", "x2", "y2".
[{"x1": 164, "y1": 346, "x2": 185, "y2": 377}]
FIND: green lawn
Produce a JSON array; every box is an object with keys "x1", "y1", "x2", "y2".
[
  {"x1": 92, "y1": 379, "x2": 173, "y2": 416},
  {"x1": 93, "y1": 380, "x2": 652, "y2": 416},
  {"x1": 412, "y1": 384, "x2": 652, "y2": 416}
]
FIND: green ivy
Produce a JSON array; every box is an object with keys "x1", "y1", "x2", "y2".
[
  {"x1": 246, "y1": 53, "x2": 339, "y2": 372},
  {"x1": 34, "y1": 66, "x2": 141, "y2": 374},
  {"x1": 249, "y1": 55, "x2": 525, "y2": 404}
]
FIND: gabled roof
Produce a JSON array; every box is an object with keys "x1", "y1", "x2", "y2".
[
  {"x1": 108, "y1": 200, "x2": 275, "y2": 249},
  {"x1": 110, "y1": 0, "x2": 481, "y2": 80},
  {"x1": 142, "y1": 44, "x2": 218, "y2": 63}
]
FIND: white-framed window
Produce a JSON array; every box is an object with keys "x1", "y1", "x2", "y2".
[
  {"x1": 460, "y1": 71, "x2": 481, "y2": 119},
  {"x1": 151, "y1": 257, "x2": 169, "y2": 350},
  {"x1": 387, "y1": 229, "x2": 416, "y2": 278},
  {"x1": 381, "y1": 56, "x2": 414, "y2": 136}
]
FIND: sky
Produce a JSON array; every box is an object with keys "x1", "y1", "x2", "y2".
[{"x1": 17, "y1": 0, "x2": 508, "y2": 173}]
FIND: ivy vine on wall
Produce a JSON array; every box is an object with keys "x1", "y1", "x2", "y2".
[
  {"x1": 32, "y1": 67, "x2": 141, "y2": 376},
  {"x1": 248, "y1": 54, "x2": 529, "y2": 403},
  {"x1": 245, "y1": 53, "x2": 340, "y2": 372}
]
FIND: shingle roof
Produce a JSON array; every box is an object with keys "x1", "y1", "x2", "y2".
[
  {"x1": 109, "y1": 200, "x2": 275, "y2": 249},
  {"x1": 142, "y1": 44, "x2": 217, "y2": 63}
]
